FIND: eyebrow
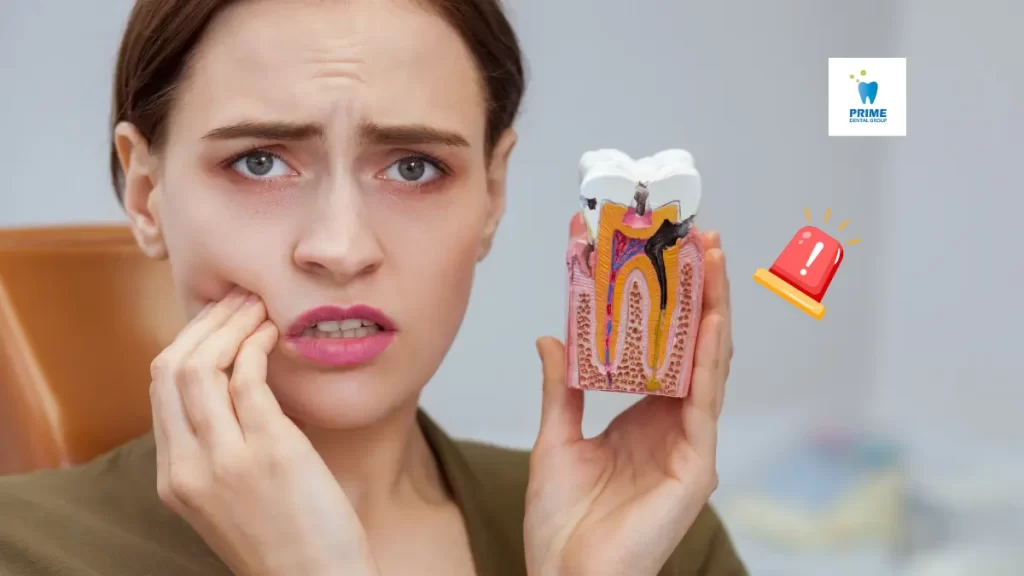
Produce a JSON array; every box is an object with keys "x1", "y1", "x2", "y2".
[
  {"x1": 203, "y1": 121, "x2": 324, "y2": 141},
  {"x1": 202, "y1": 120, "x2": 469, "y2": 147}
]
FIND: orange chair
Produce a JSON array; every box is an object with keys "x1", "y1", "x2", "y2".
[{"x1": 0, "y1": 225, "x2": 183, "y2": 475}]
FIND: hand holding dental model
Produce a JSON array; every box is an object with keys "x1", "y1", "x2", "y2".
[
  {"x1": 148, "y1": 288, "x2": 378, "y2": 576},
  {"x1": 524, "y1": 150, "x2": 733, "y2": 576}
]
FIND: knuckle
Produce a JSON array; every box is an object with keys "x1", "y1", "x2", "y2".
[
  {"x1": 237, "y1": 334, "x2": 257, "y2": 353},
  {"x1": 166, "y1": 464, "x2": 206, "y2": 505},
  {"x1": 259, "y1": 440, "x2": 295, "y2": 472},
  {"x1": 148, "y1": 379, "x2": 161, "y2": 401},
  {"x1": 263, "y1": 439, "x2": 291, "y2": 463},
  {"x1": 150, "y1": 353, "x2": 175, "y2": 379},
  {"x1": 210, "y1": 451, "x2": 247, "y2": 481},
  {"x1": 182, "y1": 355, "x2": 213, "y2": 384},
  {"x1": 156, "y1": 476, "x2": 178, "y2": 508},
  {"x1": 227, "y1": 374, "x2": 248, "y2": 399},
  {"x1": 188, "y1": 408, "x2": 212, "y2": 435}
]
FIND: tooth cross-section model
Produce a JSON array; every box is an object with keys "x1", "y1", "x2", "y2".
[{"x1": 566, "y1": 149, "x2": 704, "y2": 397}]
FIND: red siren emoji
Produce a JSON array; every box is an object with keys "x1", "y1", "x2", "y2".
[{"x1": 753, "y1": 208, "x2": 861, "y2": 320}]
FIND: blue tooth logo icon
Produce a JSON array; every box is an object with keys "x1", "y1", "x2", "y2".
[
  {"x1": 850, "y1": 69, "x2": 880, "y2": 105},
  {"x1": 858, "y1": 81, "x2": 878, "y2": 104}
]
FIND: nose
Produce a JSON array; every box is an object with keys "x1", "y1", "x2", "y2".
[{"x1": 293, "y1": 179, "x2": 384, "y2": 283}]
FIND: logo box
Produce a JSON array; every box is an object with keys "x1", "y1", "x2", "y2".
[{"x1": 828, "y1": 58, "x2": 907, "y2": 137}]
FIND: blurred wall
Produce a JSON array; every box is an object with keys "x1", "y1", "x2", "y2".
[{"x1": 871, "y1": 0, "x2": 1022, "y2": 493}]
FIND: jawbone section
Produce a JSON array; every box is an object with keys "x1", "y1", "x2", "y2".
[{"x1": 566, "y1": 203, "x2": 704, "y2": 397}]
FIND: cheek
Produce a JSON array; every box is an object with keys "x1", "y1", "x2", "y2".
[
  {"x1": 158, "y1": 183, "x2": 291, "y2": 315},
  {"x1": 385, "y1": 195, "x2": 485, "y2": 334},
  {"x1": 409, "y1": 230, "x2": 478, "y2": 308}
]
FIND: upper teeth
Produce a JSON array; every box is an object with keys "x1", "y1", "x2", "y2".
[
  {"x1": 578, "y1": 148, "x2": 702, "y2": 242},
  {"x1": 313, "y1": 319, "x2": 378, "y2": 331},
  {"x1": 302, "y1": 319, "x2": 383, "y2": 339}
]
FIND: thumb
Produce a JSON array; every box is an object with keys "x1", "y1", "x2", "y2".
[{"x1": 535, "y1": 336, "x2": 583, "y2": 450}]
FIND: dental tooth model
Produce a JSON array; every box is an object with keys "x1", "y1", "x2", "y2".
[{"x1": 566, "y1": 149, "x2": 704, "y2": 397}]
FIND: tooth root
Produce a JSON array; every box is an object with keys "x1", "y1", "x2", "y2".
[{"x1": 566, "y1": 217, "x2": 704, "y2": 397}]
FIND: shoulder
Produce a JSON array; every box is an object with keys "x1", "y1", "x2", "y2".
[
  {"x1": 0, "y1": 435, "x2": 221, "y2": 575},
  {"x1": 449, "y1": 440, "x2": 746, "y2": 576}
]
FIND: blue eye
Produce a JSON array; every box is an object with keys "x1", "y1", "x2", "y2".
[
  {"x1": 231, "y1": 151, "x2": 292, "y2": 180},
  {"x1": 384, "y1": 156, "x2": 442, "y2": 184}
]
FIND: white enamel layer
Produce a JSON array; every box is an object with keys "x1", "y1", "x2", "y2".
[{"x1": 578, "y1": 149, "x2": 702, "y2": 242}]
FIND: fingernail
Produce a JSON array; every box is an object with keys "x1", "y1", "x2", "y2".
[{"x1": 244, "y1": 294, "x2": 259, "y2": 305}]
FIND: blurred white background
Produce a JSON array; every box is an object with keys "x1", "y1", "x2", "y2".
[{"x1": 2, "y1": 0, "x2": 1021, "y2": 574}]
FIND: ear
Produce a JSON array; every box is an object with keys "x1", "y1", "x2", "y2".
[
  {"x1": 478, "y1": 128, "x2": 517, "y2": 262},
  {"x1": 114, "y1": 122, "x2": 167, "y2": 260}
]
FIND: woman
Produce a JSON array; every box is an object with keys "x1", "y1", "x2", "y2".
[{"x1": 0, "y1": 0, "x2": 744, "y2": 574}]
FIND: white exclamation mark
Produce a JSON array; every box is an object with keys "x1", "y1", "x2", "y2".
[{"x1": 800, "y1": 242, "x2": 824, "y2": 276}]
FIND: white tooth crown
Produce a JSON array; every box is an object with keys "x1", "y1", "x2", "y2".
[{"x1": 578, "y1": 149, "x2": 702, "y2": 241}]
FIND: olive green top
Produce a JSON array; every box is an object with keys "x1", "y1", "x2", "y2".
[{"x1": 0, "y1": 411, "x2": 747, "y2": 575}]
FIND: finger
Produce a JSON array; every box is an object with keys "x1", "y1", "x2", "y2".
[
  {"x1": 158, "y1": 287, "x2": 250, "y2": 368},
  {"x1": 698, "y1": 232, "x2": 730, "y2": 313},
  {"x1": 700, "y1": 229, "x2": 721, "y2": 251},
  {"x1": 229, "y1": 321, "x2": 285, "y2": 438},
  {"x1": 534, "y1": 336, "x2": 584, "y2": 451},
  {"x1": 199, "y1": 295, "x2": 268, "y2": 371},
  {"x1": 150, "y1": 373, "x2": 199, "y2": 481},
  {"x1": 179, "y1": 295, "x2": 266, "y2": 447},
  {"x1": 708, "y1": 244, "x2": 734, "y2": 366},
  {"x1": 719, "y1": 246, "x2": 732, "y2": 314},
  {"x1": 682, "y1": 312, "x2": 725, "y2": 460},
  {"x1": 699, "y1": 246, "x2": 731, "y2": 395},
  {"x1": 701, "y1": 248, "x2": 729, "y2": 320}
]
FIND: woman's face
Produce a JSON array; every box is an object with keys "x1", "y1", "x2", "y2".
[{"x1": 118, "y1": 0, "x2": 515, "y2": 428}]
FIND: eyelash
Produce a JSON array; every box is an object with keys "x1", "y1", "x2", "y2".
[
  {"x1": 224, "y1": 147, "x2": 294, "y2": 180},
  {"x1": 223, "y1": 148, "x2": 451, "y2": 186},
  {"x1": 402, "y1": 154, "x2": 451, "y2": 176},
  {"x1": 382, "y1": 154, "x2": 451, "y2": 190}
]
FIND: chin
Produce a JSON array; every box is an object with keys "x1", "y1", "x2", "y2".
[{"x1": 266, "y1": 361, "x2": 421, "y2": 430}]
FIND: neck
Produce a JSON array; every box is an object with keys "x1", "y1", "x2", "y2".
[{"x1": 301, "y1": 401, "x2": 448, "y2": 521}]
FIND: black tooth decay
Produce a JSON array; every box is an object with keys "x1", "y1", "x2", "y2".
[{"x1": 643, "y1": 215, "x2": 695, "y2": 310}]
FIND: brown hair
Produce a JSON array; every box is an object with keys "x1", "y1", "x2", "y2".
[{"x1": 109, "y1": 0, "x2": 525, "y2": 201}]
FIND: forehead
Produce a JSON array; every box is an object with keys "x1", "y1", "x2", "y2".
[{"x1": 176, "y1": 0, "x2": 486, "y2": 144}]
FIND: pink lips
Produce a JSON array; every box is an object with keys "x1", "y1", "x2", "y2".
[{"x1": 284, "y1": 305, "x2": 396, "y2": 368}]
